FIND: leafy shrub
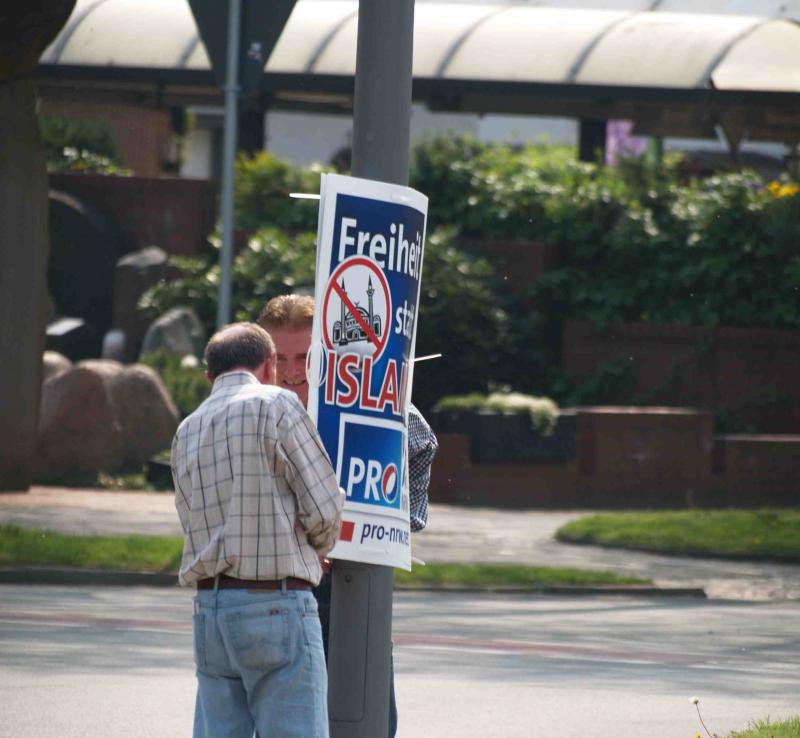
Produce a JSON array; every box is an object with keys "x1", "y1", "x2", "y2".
[
  {"x1": 40, "y1": 115, "x2": 131, "y2": 175},
  {"x1": 235, "y1": 152, "x2": 331, "y2": 232},
  {"x1": 430, "y1": 393, "x2": 488, "y2": 413},
  {"x1": 139, "y1": 350, "x2": 210, "y2": 419},
  {"x1": 139, "y1": 228, "x2": 318, "y2": 336},
  {"x1": 434, "y1": 391, "x2": 559, "y2": 436}
]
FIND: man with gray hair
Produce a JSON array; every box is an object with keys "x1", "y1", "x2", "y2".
[{"x1": 171, "y1": 322, "x2": 344, "y2": 738}]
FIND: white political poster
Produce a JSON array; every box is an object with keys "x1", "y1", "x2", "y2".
[{"x1": 307, "y1": 174, "x2": 428, "y2": 570}]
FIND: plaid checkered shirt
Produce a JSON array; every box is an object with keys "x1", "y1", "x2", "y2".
[
  {"x1": 407, "y1": 404, "x2": 438, "y2": 532},
  {"x1": 171, "y1": 371, "x2": 344, "y2": 587}
]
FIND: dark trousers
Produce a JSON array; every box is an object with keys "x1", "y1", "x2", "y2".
[{"x1": 313, "y1": 572, "x2": 397, "y2": 738}]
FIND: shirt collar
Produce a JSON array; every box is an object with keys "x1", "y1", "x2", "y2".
[{"x1": 211, "y1": 370, "x2": 261, "y2": 393}]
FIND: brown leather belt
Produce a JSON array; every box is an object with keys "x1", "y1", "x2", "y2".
[{"x1": 196, "y1": 574, "x2": 311, "y2": 591}]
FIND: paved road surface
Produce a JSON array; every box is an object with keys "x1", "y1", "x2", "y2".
[
  {"x1": 2, "y1": 488, "x2": 800, "y2": 599},
  {"x1": 1, "y1": 585, "x2": 797, "y2": 738}
]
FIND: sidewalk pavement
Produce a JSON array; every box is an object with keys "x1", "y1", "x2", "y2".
[{"x1": 2, "y1": 486, "x2": 800, "y2": 600}]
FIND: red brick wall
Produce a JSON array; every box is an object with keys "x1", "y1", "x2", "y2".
[
  {"x1": 562, "y1": 320, "x2": 800, "y2": 433},
  {"x1": 49, "y1": 172, "x2": 217, "y2": 256}
]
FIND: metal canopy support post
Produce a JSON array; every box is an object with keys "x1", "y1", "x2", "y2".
[
  {"x1": 327, "y1": 2, "x2": 416, "y2": 738},
  {"x1": 216, "y1": 0, "x2": 241, "y2": 329},
  {"x1": 578, "y1": 117, "x2": 608, "y2": 163}
]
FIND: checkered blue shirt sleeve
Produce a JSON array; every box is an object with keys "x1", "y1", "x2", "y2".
[{"x1": 407, "y1": 403, "x2": 438, "y2": 532}]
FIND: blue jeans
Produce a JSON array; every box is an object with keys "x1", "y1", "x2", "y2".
[{"x1": 192, "y1": 586, "x2": 328, "y2": 738}]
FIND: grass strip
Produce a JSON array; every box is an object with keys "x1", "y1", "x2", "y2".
[
  {"x1": 0, "y1": 525, "x2": 650, "y2": 587},
  {"x1": 557, "y1": 509, "x2": 800, "y2": 562},
  {"x1": 726, "y1": 716, "x2": 800, "y2": 738},
  {"x1": 0, "y1": 525, "x2": 183, "y2": 573},
  {"x1": 395, "y1": 562, "x2": 650, "y2": 588}
]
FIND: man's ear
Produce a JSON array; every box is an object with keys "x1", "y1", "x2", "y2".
[
  {"x1": 254, "y1": 356, "x2": 276, "y2": 385},
  {"x1": 265, "y1": 354, "x2": 277, "y2": 384}
]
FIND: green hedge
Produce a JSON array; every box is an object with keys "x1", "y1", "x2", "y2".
[
  {"x1": 143, "y1": 137, "x2": 799, "y2": 411},
  {"x1": 412, "y1": 135, "x2": 800, "y2": 330},
  {"x1": 231, "y1": 138, "x2": 800, "y2": 333}
]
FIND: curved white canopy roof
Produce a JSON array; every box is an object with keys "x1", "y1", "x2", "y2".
[{"x1": 42, "y1": 0, "x2": 800, "y2": 94}]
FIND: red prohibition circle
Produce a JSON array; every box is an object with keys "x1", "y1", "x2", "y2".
[{"x1": 321, "y1": 255, "x2": 392, "y2": 362}]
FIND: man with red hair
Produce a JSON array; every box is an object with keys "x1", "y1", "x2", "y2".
[{"x1": 258, "y1": 294, "x2": 437, "y2": 738}]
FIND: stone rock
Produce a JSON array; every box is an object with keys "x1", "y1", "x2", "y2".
[
  {"x1": 36, "y1": 359, "x2": 180, "y2": 476},
  {"x1": 112, "y1": 246, "x2": 168, "y2": 360},
  {"x1": 101, "y1": 329, "x2": 127, "y2": 361},
  {"x1": 140, "y1": 307, "x2": 205, "y2": 359},
  {"x1": 37, "y1": 364, "x2": 124, "y2": 477},
  {"x1": 78, "y1": 359, "x2": 179, "y2": 466},
  {"x1": 42, "y1": 351, "x2": 72, "y2": 382},
  {"x1": 105, "y1": 364, "x2": 179, "y2": 467}
]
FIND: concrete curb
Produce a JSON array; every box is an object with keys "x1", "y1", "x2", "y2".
[
  {"x1": 0, "y1": 568, "x2": 706, "y2": 597},
  {"x1": 395, "y1": 584, "x2": 707, "y2": 597},
  {"x1": 0, "y1": 567, "x2": 178, "y2": 587}
]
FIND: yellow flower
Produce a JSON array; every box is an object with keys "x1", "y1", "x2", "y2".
[{"x1": 767, "y1": 180, "x2": 800, "y2": 198}]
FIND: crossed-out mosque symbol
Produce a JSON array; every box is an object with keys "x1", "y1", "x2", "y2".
[{"x1": 332, "y1": 276, "x2": 383, "y2": 346}]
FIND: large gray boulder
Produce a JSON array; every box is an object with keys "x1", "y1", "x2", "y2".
[
  {"x1": 107, "y1": 364, "x2": 179, "y2": 467},
  {"x1": 78, "y1": 360, "x2": 179, "y2": 467},
  {"x1": 37, "y1": 364, "x2": 124, "y2": 477},
  {"x1": 112, "y1": 246, "x2": 168, "y2": 360},
  {"x1": 42, "y1": 351, "x2": 71, "y2": 382},
  {"x1": 140, "y1": 307, "x2": 205, "y2": 359},
  {"x1": 36, "y1": 360, "x2": 179, "y2": 477}
]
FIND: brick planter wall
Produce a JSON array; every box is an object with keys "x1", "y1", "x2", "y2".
[
  {"x1": 712, "y1": 435, "x2": 800, "y2": 506},
  {"x1": 429, "y1": 406, "x2": 798, "y2": 509}
]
